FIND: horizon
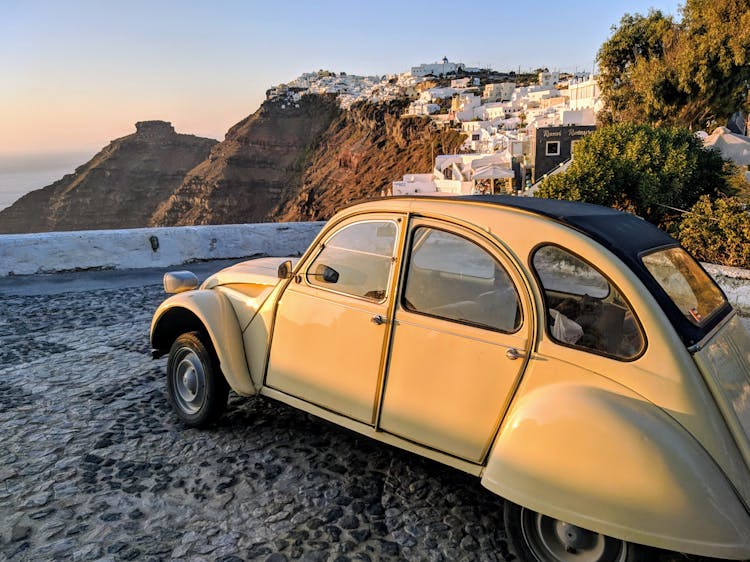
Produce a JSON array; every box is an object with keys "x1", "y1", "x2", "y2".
[{"x1": 2, "y1": 0, "x2": 683, "y2": 156}]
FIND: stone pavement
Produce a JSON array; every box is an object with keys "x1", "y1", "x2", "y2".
[
  {"x1": 0, "y1": 273, "x2": 514, "y2": 562},
  {"x1": 0, "y1": 267, "x2": 744, "y2": 562}
]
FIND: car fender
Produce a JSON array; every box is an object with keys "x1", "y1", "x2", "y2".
[
  {"x1": 481, "y1": 382, "x2": 750, "y2": 559},
  {"x1": 150, "y1": 290, "x2": 256, "y2": 396}
]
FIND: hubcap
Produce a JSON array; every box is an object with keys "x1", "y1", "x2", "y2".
[
  {"x1": 172, "y1": 348, "x2": 206, "y2": 414},
  {"x1": 520, "y1": 508, "x2": 627, "y2": 562}
]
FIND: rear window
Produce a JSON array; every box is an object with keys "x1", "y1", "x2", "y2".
[
  {"x1": 533, "y1": 245, "x2": 644, "y2": 360},
  {"x1": 641, "y1": 247, "x2": 726, "y2": 326}
]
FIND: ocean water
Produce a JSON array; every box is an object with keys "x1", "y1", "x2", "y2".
[{"x1": 0, "y1": 152, "x2": 94, "y2": 211}]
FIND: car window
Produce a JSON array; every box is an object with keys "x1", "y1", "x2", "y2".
[
  {"x1": 533, "y1": 245, "x2": 644, "y2": 360},
  {"x1": 534, "y1": 246, "x2": 609, "y2": 298},
  {"x1": 641, "y1": 247, "x2": 726, "y2": 326},
  {"x1": 307, "y1": 220, "x2": 397, "y2": 301},
  {"x1": 403, "y1": 227, "x2": 521, "y2": 333}
]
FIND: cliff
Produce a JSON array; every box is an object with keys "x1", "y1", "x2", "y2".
[
  {"x1": 150, "y1": 95, "x2": 342, "y2": 226},
  {"x1": 153, "y1": 96, "x2": 465, "y2": 226},
  {"x1": 274, "y1": 100, "x2": 465, "y2": 221},
  {"x1": 1, "y1": 96, "x2": 466, "y2": 233},
  {"x1": 0, "y1": 121, "x2": 216, "y2": 234}
]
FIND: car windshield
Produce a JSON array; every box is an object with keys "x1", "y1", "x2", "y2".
[{"x1": 641, "y1": 247, "x2": 727, "y2": 326}]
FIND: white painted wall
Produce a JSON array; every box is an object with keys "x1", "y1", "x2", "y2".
[
  {"x1": 703, "y1": 262, "x2": 750, "y2": 316},
  {"x1": 0, "y1": 222, "x2": 325, "y2": 276},
  {"x1": 2, "y1": 223, "x2": 749, "y2": 319}
]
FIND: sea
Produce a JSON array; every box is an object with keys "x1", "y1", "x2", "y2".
[{"x1": 0, "y1": 151, "x2": 94, "y2": 211}]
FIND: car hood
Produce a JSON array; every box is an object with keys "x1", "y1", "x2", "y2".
[{"x1": 201, "y1": 257, "x2": 299, "y2": 289}]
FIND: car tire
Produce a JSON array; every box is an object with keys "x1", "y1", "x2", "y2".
[
  {"x1": 503, "y1": 501, "x2": 648, "y2": 562},
  {"x1": 166, "y1": 331, "x2": 229, "y2": 427}
]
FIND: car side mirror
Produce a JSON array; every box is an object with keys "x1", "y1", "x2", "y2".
[
  {"x1": 278, "y1": 260, "x2": 293, "y2": 279},
  {"x1": 163, "y1": 271, "x2": 199, "y2": 294},
  {"x1": 314, "y1": 263, "x2": 339, "y2": 284}
]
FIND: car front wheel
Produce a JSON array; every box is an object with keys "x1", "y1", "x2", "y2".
[
  {"x1": 504, "y1": 501, "x2": 646, "y2": 562},
  {"x1": 166, "y1": 331, "x2": 228, "y2": 427}
]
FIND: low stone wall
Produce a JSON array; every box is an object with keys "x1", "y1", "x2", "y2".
[
  {"x1": 0, "y1": 222, "x2": 325, "y2": 276},
  {"x1": 702, "y1": 263, "x2": 750, "y2": 317},
  {"x1": 1, "y1": 224, "x2": 749, "y2": 317}
]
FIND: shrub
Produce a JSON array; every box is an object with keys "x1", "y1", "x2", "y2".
[{"x1": 677, "y1": 195, "x2": 750, "y2": 268}]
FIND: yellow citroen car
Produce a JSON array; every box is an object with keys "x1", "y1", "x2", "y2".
[{"x1": 150, "y1": 196, "x2": 750, "y2": 562}]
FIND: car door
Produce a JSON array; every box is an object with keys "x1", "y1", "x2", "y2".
[
  {"x1": 266, "y1": 215, "x2": 402, "y2": 424},
  {"x1": 379, "y1": 219, "x2": 531, "y2": 463}
]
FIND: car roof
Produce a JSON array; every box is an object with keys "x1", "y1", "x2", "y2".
[{"x1": 387, "y1": 194, "x2": 677, "y2": 258}]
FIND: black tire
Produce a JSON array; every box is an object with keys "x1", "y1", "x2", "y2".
[
  {"x1": 166, "y1": 331, "x2": 229, "y2": 427},
  {"x1": 504, "y1": 501, "x2": 648, "y2": 562}
]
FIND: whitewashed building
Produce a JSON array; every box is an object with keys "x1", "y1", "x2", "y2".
[
  {"x1": 411, "y1": 57, "x2": 466, "y2": 77},
  {"x1": 483, "y1": 83, "x2": 516, "y2": 102},
  {"x1": 568, "y1": 78, "x2": 600, "y2": 111},
  {"x1": 392, "y1": 153, "x2": 515, "y2": 196},
  {"x1": 452, "y1": 93, "x2": 483, "y2": 121},
  {"x1": 538, "y1": 71, "x2": 560, "y2": 88},
  {"x1": 405, "y1": 101, "x2": 441, "y2": 116}
]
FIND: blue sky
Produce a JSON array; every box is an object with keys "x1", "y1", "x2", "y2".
[{"x1": 1, "y1": 0, "x2": 682, "y2": 154}]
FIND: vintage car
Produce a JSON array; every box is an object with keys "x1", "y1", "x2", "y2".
[{"x1": 150, "y1": 195, "x2": 750, "y2": 562}]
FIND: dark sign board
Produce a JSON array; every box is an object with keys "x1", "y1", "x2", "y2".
[{"x1": 532, "y1": 125, "x2": 596, "y2": 183}]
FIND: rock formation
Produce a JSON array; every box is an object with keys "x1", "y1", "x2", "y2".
[
  {"x1": 150, "y1": 94, "x2": 342, "y2": 226},
  {"x1": 0, "y1": 96, "x2": 466, "y2": 233},
  {"x1": 0, "y1": 122, "x2": 216, "y2": 233},
  {"x1": 273, "y1": 100, "x2": 466, "y2": 221},
  {"x1": 152, "y1": 96, "x2": 465, "y2": 226}
]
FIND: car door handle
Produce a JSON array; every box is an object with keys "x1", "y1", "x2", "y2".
[
  {"x1": 371, "y1": 314, "x2": 387, "y2": 325},
  {"x1": 505, "y1": 348, "x2": 523, "y2": 360}
]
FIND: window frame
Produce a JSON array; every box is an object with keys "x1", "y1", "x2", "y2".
[
  {"x1": 400, "y1": 224, "x2": 523, "y2": 335},
  {"x1": 529, "y1": 242, "x2": 647, "y2": 362},
  {"x1": 304, "y1": 219, "x2": 399, "y2": 304}
]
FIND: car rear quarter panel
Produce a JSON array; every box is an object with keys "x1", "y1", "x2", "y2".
[
  {"x1": 481, "y1": 368, "x2": 750, "y2": 558},
  {"x1": 693, "y1": 314, "x2": 750, "y2": 474}
]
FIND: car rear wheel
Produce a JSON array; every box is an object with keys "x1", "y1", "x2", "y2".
[
  {"x1": 166, "y1": 331, "x2": 228, "y2": 427},
  {"x1": 504, "y1": 501, "x2": 646, "y2": 562}
]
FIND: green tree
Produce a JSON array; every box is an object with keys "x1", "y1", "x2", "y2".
[
  {"x1": 597, "y1": 10, "x2": 677, "y2": 125},
  {"x1": 597, "y1": 0, "x2": 750, "y2": 129},
  {"x1": 677, "y1": 195, "x2": 750, "y2": 267},
  {"x1": 536, "y1": 123, "x2": 731, "y2": 228},
  {"x1": 673, "y1": 0, "x2": 750, "y2": 128}
]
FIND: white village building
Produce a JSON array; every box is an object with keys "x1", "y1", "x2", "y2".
[
  {"x1": 483, "y1": 83, "x2": 516, "y2": 103},
  {"x1": 538, "y1": 71, "x2": 561, "y2": 88},
  {"x1": 568, "y1": 77, "x2": 601, "y2": 111},
  {"x1": 392, "y1": 153, "x2": 515, "y2": 196},
  {"x1": 411, "y1": 57, "x2": 466, "y2": 77}
]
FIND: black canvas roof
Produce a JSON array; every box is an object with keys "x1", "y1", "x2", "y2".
[
  {"x1": 397, "y1": 195, "x2": 730, "y2": 347},
  {"x1": 456, "y1": 195, "x2": 677, "y2": 259}
]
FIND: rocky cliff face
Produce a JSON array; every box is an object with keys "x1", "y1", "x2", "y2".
[
  {"x1": 0, "y1": 121, "x2": 216, "y2": 234},
  {"x1": 153, "y1": 96, "x2": 465, "y2": 226},
  {"x1": 150, "y1": 95, "x2": 342, "y2": 226},
  {"x1": 274, "y1": 100, "x2": 466, "y2": 221},
  {"x1": 1, "y1": 96, "x2": 466, "y2": 233}
]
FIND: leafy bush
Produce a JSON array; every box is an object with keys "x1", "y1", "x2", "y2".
[
  {"x1": 536, "y1": 123, "x2": 731, "y2": 228},
  {"x1": 677, "y1": 195, "x2": 750, "y2": 268}
]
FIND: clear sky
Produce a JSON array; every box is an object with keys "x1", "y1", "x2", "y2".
[{"x1": 1, "y1": 0, "x2": 683, "y2": 155}]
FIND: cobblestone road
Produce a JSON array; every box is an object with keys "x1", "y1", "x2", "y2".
[
  {"x1": 0, "y1": 278, "x2": 515, "y2": 562},
  {"x1": 0, "y1": 272, "x2": 746, "y2": 562}
]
